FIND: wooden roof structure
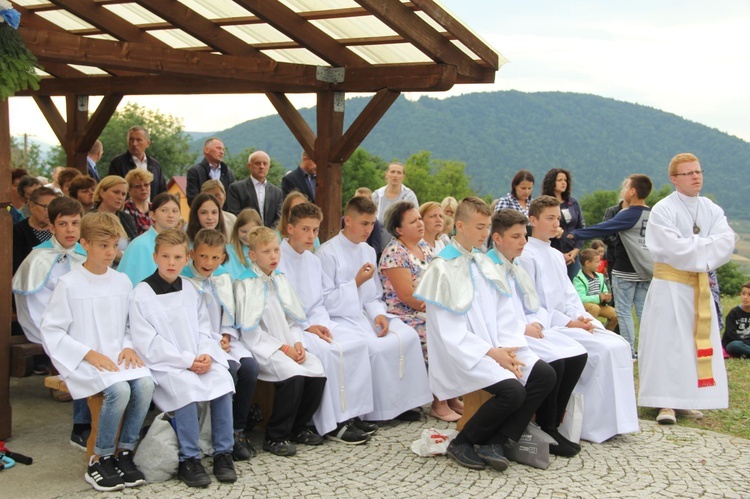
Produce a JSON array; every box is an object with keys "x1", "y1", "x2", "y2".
[{"x1": 0, "y1": 0, "x2": 505, "y2": 438}]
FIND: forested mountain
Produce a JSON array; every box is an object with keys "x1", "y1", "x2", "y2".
[{"x1": 191, "y1": 91, "x2": 750, "y2": 219}]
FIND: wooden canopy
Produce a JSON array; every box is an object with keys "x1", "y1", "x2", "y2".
[{"x1": 0, "y1": 0, "x2": 504, "y2": 438}]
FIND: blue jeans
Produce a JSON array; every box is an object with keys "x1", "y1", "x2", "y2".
[
  {"x1": 726, "y1": 340, "x2": 750, "y2": 358},
  {"x1": 612, "y1": 276, "x2": 650, "y2": 357},
  {"x1": 94, "y1": 377, "x2": 155, "y2": 457},
  {"x1": 73, "y1": 398, "x2": 91, "y2": 425},
  {"x1": 173, "y1": 393, "x2": 233, "y2": 460}
]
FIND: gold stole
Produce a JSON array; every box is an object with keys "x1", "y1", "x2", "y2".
[{"x1": 653, "y1": 262, "x2": 715, "y2": 388}]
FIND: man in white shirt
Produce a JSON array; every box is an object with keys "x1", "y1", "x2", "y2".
[
  {"x1": 108, "y1": 126, "x2": 167, "y2": 199},
  {"x1": 227, "y1": 150, "x2": 283, "y2": 228}
]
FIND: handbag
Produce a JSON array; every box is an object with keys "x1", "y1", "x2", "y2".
[
  {"x1": 503, "y1": 422, "x2": 557, "y2": 470},
  {"x1": 133, "y1": 412, "x2": 179, "y2": 483}
]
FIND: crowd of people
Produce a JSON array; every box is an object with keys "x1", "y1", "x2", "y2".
[{"x1": 8, "y1": 125, "x2": 740, "y2": 491}]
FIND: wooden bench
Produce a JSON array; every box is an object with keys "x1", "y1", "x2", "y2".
[
  {"x1": 456, "y1": 390, "x2": 491, "y2": 431},
  {"x1": 251, "y1": 380, "x2": 274, "y2": 429},
  {"x1": 10, "y1": 335, "x2": 45, "y2": 378}
]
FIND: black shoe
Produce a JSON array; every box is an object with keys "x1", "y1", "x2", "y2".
[
  {"x1": 544, "y1": 428, "x2": 581, "y2": 456},
  {"x1": 395, "y1": 409, "x2": 422, "y2": 422},
  {"x1": 115, "y1": 450, "x2": 146, "y2": 487},
  {"x1": 475, "y1": 444, "x2": 510, "y2": 472},
  {"x1": 352, "y1": 418, "x2": 378, "y2": 435},
  {"x1": 292, "y1": 427, "x2": 324, "y2": 446},
  {"x1": 70, "y1": 428, "x2": 91, "y2": 451},
  {"x1": 85, "y1": 455, "x2": 125, "y2": 492},
  {"x1": 445, "y1": 441, "x2": 486, "y2": 470},
  {"x1": 326, "y1": 423, "x2": 370, "y2": 445},
  {"x1": 178, "y1": 457, "x2": 212, "y2": 488},
  {"x1": 212, "y1": 452, "x2": 237, "y2": 483},
  {"x1": 263, "y1": 439, "x2": 297, "y2": 456},
  {"x1": 33, "y1": 362, "x2": 50, "y2": 375},
  {"x1": 233, "y1": 430, "x2": 252, "y2": 461}
]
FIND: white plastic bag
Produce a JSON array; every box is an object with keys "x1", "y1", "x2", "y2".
[
  {"x1": 410, "y1": 428, "x2": 457, "y2": 457},
  {"x1": 134, "y1": 412, "x2": 179, "y2": 483},
  {"x1": 558, "y1": 391, "x2": 584, "y2": 444}
]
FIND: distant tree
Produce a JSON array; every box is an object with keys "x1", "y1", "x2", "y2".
[
  {"x1": 11, "y1": 136, "x2": 47, "y2": 176},
  {"x1": 645, "y1": 184, "x2": 673, "y2": 206},
  {"x1": 341, "y1": 148, "x2": 387, "y2": 205},
  {"x1": 580, "y1": 189, "x2": 619, "y2": 226},
  {"x1": 716, "y1": 261, "x2": 748, "y2": 296},
  {"x1": 224, "y1": 147, "x2": 285, "y2": 186},
  {"x1": 46, "y1": 102, "x2": 197, "y2": 180},
  {"x1": 403, "y1": 151, "x2": 476, "y2": 203}
]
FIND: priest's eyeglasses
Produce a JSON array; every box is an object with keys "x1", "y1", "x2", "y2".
[{"x1": 673, "y1": 169, "x2": 703, "y2": 177}]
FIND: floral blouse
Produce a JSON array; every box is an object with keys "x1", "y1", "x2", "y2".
[
  {"x1": 123, "y1": 199, "x2": 153, "y2": 236},
  {"x1": 378, "y1": 239, "x2": 434, "y2": 329}
]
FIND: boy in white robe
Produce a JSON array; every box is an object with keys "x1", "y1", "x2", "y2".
[
  {"x1": 489, "y1": 208, "x2": 589, "y2": 456},
  {"x1": 182, "y1": 228, "x2": 260, "y2": 460},
  {"x1": 130, "y1": 229, "x2": 237, "y2": 488},
  {"x1": 639, "y1": 153, "x2": 734, "y2": 424},
  {"x1": 12, "y1": 197, "x2": 92, "y2": 448},
  {"x1": 278, "y1": 202, "x2": 375, "y2": 444},
  {"x1": 316, "y1": 196, "x2": 432, "y2": 422},
  {"x1": 234, "y1": 226, "x2": 327, "y2": 457},
  {"x1": 41, "y1": 211, "x2": 154, "y2": 492},
  {"x1": 519, "y1": 195, "x2": 639, "y2": 444},
  {"x1": 414, "y1": 197, "x2": 556, "y2": 471}
]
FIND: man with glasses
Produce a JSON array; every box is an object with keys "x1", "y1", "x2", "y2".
[
  {"x1": 13, "y1": 187, "x2": 60, "y2": 273},
  {"x1": 638, "y1": 153, "x2": 736, "y2": 425}
]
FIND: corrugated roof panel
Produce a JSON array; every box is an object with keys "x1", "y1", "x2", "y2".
[
  {"x1": 262, "y1": 48, "x2": 329, "y2": 66},
  {"x1": 349, "y1": 43, "x2": 433, "y2": 65},
  {"x1": 310, "y1": 16, "x2": 398, "y2": 40},
  {"x1": 223, "y1": 24, "x2": 294, "y2": 45},
  {"x1": 279, "y1": 0, "x2": 360, "y2": 13},
  {"x1": 178, "y1": 0, "x2": 255, "y2": 19},
  {"x1": 13, "y1": 0, "x2": 52, "y2": 6},
  {"x1": 148, "y1": 29, "x2": 207, "y2": 49},
  {"x1": 67, "y1": 64, "x2": 109, "y2": 75},
  {"x1": 104, "y1": 3, "x2": 166, "y2": 26},
  {"x1": 36, "y1": 10, "x2": 94, "y2": 31},
  {"x1": 85, "y1": 34, "x2": 119, "y2": 42}
]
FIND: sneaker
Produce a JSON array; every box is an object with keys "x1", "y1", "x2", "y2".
[
  {"x1": 70, "y1": 428, "x2": 91, "y2": 451},
  {"x1": 291, "y1": 427, "x2": 324, "y2": 446},
  {"x1": 675, "y1": 409, "x2": 704, "y2": 420},
  {"x1": 445, "y1": 441, "x2": 486, "y2": 470},
  {"x1": 232, "y1": 430, "x2": 252, "y2": 461},
  {"x1": 178, "y1": 457, "x2": 212, "y2": 488},
  {"x1": 352, "y1": 418, "x2": 379, "y2": 435},
  {"x1": 212, "y1": 452, "x2": 237, "y2": 483},
  {"x1": 115, "y1": 450, "x2": 146, "y2": 487},
  {"x1": 263, "y1": 439, "x2": 297, "y2": 456},
  {"x1": 395, "y1": 409, "x2": 421, "y2": 422},
  {"x1": 475, "y1": 444, "x2": 510, "y2": 471},
  {"x1": 326, "y1": 423, "x2": 370, "y2": 445},
  {"x1": 656, "y1": 408, "x2": 677, "y2": 425},
  {"x1": 85, "y1": 455, "x2": 125, "y2": 492}
]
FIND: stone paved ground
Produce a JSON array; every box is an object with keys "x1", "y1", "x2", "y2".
[{"x1": 5, "y1": 376, "x2": 750, "y2": 498}]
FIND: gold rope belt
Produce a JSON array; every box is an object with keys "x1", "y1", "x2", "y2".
[{"x1": 652, "y1": 262, "x2": 715, "y2": 388}]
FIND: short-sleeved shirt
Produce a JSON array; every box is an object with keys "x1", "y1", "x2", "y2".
[{"x1": 378, "y1": 239, "x2": 433, "y2": 329}]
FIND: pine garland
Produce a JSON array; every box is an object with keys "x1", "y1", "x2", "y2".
[{"x1": 0, "y1": 8, "x2": 41, "y2": 100}]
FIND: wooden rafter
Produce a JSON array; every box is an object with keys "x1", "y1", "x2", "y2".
[
  {"x1": 77, "y1": 94, "x2": 123, "y2": 152},
  {"x1": 331, "y1": 88, "x2": 400, "y2": 162},
  {"x1": 32, "y1": 96, "x2": 66, "y2": 145},
  {"x1": 266, "y1": 92, "x2": 316, "y2": 157}
]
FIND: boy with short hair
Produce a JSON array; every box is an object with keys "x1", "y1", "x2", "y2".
[
  {"x1": 574, "y1": 248, "x2": 618, "y2": 331},
  {"x1": 130, "y1": 229, "x2": 237, "y2": 487},
  {"x1": 182, "y1": 228, "x2": 260, "y2": 461},
  {"x1": 234, "y1": 226, "x2": 327, "y2": 457},
  {"x1": 13, "y1": 196, "x2": 92, "y2": 446},
  {"x1": 519, "y1": 195, "x2": 638, "y2": 444},
  {"x1": 40, "y1": 211, "x2": 154, "y2": 492},
  {"x1": 488, "y1": 209, "x2": 588, "y2": 456},
  {"x1": 722, "y1": 281, "x2": 750, "y2": 358},
  {"x1": 279, "y1": 202, "x2": 375, "y2": 444},
  {"x1": 318, "y1": 196, "x2": 432, "y2": 423},
  {"x1": 414, "y1": 197, "x2": 556, "y2": 470}
]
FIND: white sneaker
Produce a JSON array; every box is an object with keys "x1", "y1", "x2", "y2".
[
  {"x1": 675, "y1": 409, "x2": 704, "y2": 420},
  {"x1": 656, "y1": 408, "x2": 676, "y2": 425}
]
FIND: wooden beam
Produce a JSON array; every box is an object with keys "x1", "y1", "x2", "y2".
[
  {"x1": 335, "y1": 63, "x2": 457, "y2": 92},
  {"x1": 77, "y1": 94, "x2": 123, "y2": 153},
  {"x1": 265, "y1": 92, "x2": 315, "y2": 157},
  {"x1": 234, "y1": 0, "x2": 368, "y2": 67},
  {"x1": 315, "y1": 91, "x2": 344, "y2": 242},
  {"x1": 354, "y1": 0, "x2": 484, "y2": 79},
  {"x1": 410, "y1": 0, "x2": 500, "y2": 69},
  {"x1": 0, "y1": 99, "x2": 12, "y2": 440},
  {"x1": 32, "y1": 96, "x2": 66, "y2": 145},
  {"x1": 65, "y1": 95, "x2": 88, "y2": 169},
  {"x1": 331, "y1": 89, "x2": 400, "y2": 162}
]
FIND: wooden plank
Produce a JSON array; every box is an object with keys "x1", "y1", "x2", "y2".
[
  {"x1": 0, "y1": 99, "x2": 12, "y2": 439},
  {"x1": 76, "y1": 94, "x2": 123, "y2": 153},
  {"x1": 354, "y1": 0, "x2": 484, "y2": 79},
  {"x1": 315, "y1": 91, "x2": 344, "y2": 242},
  {"x1": 235, "y1": 0, "x2": 368, "y2": 67},
  {"x1": 265, "y1": 92, "x2": 316, "y2": 158},
  {"x1": 32, "y1": 96, "x2": 66, "y2": 145},
  {"x1": 65, "y1": 95, "x2": 89, "y2": 169},
  {"x1": 331, "y1": 88, "x2": 400, "y2": 162},
  {"x1": 337, "y1": 63, "x2": 456, "y2": 92}
]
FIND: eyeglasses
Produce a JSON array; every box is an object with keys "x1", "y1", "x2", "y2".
[
  {"x1": 32, "y1": 201, "x2": 49, "y2": 210},
  {"x1": 131, "y1": 183, "x2": 150, "y2": 190},
  {"x1": 673, "y1": 170, "x2": 703, "y2": 177}
]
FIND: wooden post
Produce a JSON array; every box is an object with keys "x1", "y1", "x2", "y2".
[
  {"x1": 65, "y1": 95, "x2": 89, "y2": 171},
  {"x1": 315, "y1": 91, "x2": 344, "y2": 242},
  {"x1": 0, "y1": 99, "x2": 13, "y2": 439}
]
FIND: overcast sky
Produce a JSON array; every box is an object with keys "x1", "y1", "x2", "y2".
[{"x1": 8, "y1": 0, "x2": 750, "y2": 147}]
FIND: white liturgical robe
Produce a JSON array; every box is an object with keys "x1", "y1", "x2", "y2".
[
  {"x1": 316, "y1": 232, "x2": 432, "y2": 421},
  {"x1": 279, "y1": 239, "x2": 374, "y2": 434},
  {"x1": 639, "y1": 191, "x2": 734, "y2": 409},
  {"x1": 519, "y1": 237, "x2": 639, "y2": 443}
]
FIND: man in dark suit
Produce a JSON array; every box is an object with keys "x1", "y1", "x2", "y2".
[
  {"x1": 281, "y1": 151, "x2": 316, "y2": 202},
  {"x1": 227, "y1": 150, "x2": 283, "y2": 228},
  {"x1": 186, "y1": 137, "x2": 235, "y2": 207},
  {"x1": 86, "y1": 139, "x2": 103, "y2": 182},
  {"x1": 108, "y1": 125, "x2": 167, "y2": 200}
]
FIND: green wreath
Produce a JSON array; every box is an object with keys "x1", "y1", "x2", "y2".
[{"x1": 0, "y1": 1, "x2": 40, "y2": 100}]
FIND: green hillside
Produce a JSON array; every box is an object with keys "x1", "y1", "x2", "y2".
[{"x1": 191, "y1": 91, "x2": 750, "y2": 219}]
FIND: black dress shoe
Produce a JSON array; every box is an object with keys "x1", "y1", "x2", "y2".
[
  {"x1": 395, "y1": 409, "x2": 422, "y2": 422},
  {"x1": 212, "y1": 452, "x2": 237, "y2": 483},
  {"x1": 475, "y1": 444, "x2": 510, "y2": 471},
  {"x1": 446, "y1": 441, "x2": 486, "y2": 470},
  {"x1": 178, "y1": 457, "x2": 211, "y2": 488}
]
